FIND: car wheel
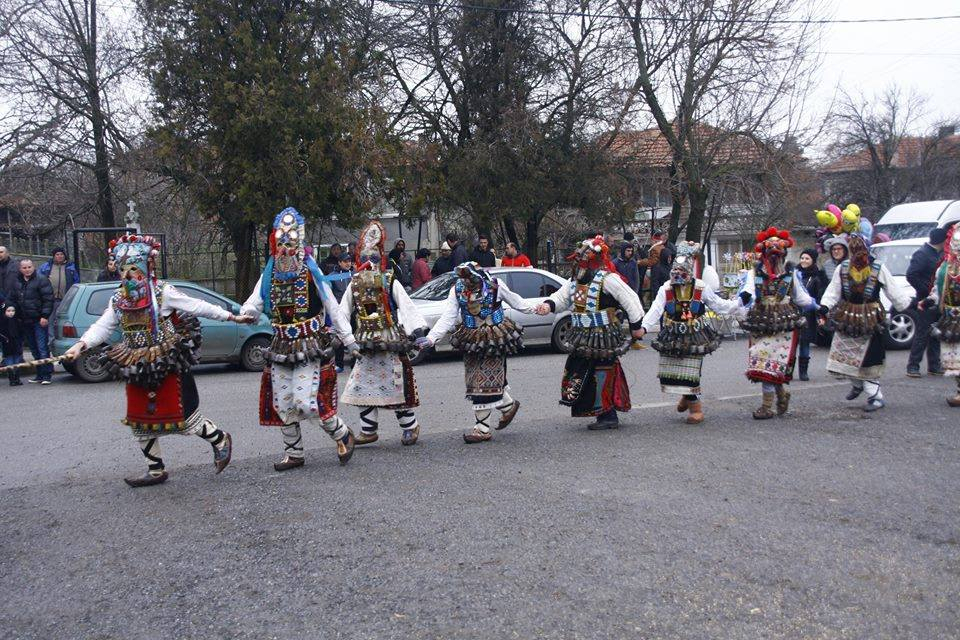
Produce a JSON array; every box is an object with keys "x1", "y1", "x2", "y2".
[
  {"x1": 74, "y1": 349, "x2": 111, "y2": 383},
  {"x1": 240, "y1": 335, "x2": 271, "y2": 371},
  {"x1": 551, "y1": 316, "x2": 572, "y2": 353},
  {"x1": 884, "y1": 310, "x2": 916, "y2": 350}
]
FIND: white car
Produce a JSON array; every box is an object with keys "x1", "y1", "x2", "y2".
[
  {"x1": 868, "y1": 239, "x2": 922, "y2": 350},
  {"x1": 409, "y1": 267, "x2": 573, "y2": 361}
]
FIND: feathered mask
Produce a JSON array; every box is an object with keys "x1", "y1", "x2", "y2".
[
  {"x1": 755, "y1": 226, "x2": 794, "y2": 277},
  {"x1": 568, "y1": 235, "x2": 617, "y2": 272}
]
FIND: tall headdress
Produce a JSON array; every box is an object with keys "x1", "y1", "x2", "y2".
[
  {"x1": 109, "y1": 234, "x2": 163, "y2": 338},
  {"x1": 356, "y1": 220, "x2": 387, "y2": 270},
  {"x1": 754, "y1": 226, "x2": 794, "y2": 278},
  {"x1": 670, "y1": 241, "x2": 702, "y2": 284},
  {"x1": 271, "y1": 207, "x2": 306, "y2": 259},
  {"x1": 568, "y1": 235, "x2": 618, "y2": 275}
]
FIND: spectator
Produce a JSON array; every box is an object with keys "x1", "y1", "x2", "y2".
[
  {"x1": 470, "y1": 234, "x2": 496, "y2": 268},
  {"x1": 446, "y1": 233, "x2": 469, "y2": 267},
  {"x1": 39, "y1": 248, "x2": 79, "y2": 338},
  {"x1": 388, "y1": 239, "x2": 413, "y2": 289},
  {"x1": 501, "y1": 242, "x2": 532, "y2": 267},
  {"x1": 822, "y1": 236, "x2": 848, "y2": 281},
  {"x1": 15, "y1": 259, "x2": 54, "y2": 384},
  {"x1": 906, "y1": 227, "x2": 947, "y2": 377},
  {"x1": 97, "y1": 257, "x2": 121, "y2": 282},
  {"x1": 330, "y1": 253, "x2": 354, "y2": 373},
  {"x1": 346, "y1": 241, "x2": 357, "y2": 261},
  {"x1": 0, "y1": 245, "x2": 19, "y2": 298},
  {"x1": 321, "y1": 243, "x2": 343, "y2": 275},
  {"x1": 613, "y1": 242, "x2": 641, "y2": 295},
  {"x1": 413, "y1": 248, "x2": 432, "y2": 289},
  {"x1": 0, "y1": 290, "x2": 22, "y2": 386},
  {"x1": 796, "y1": 248, "x2": 827, "y2": 381},
  {"x1": 639, "y1": 231, "x2": 673, "y2": 297},
  {"x1": 432, "y1": 242, "x2": 454, "y2": 276}
]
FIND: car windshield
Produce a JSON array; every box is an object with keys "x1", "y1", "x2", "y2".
[
  {"x1": 411, "y1": 273, "x2": 457, "y2": 301},
  {"x1": 871, "y1": 245, "x2": 920, "y2": 276},
  {"x1": 874, "y1": 223, "x2": 936, "y2": 241},
  {"x1": 87, "y1": 288, "x2": 116, "y2": 315}
]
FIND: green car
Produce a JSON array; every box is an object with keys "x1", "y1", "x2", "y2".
[{"x1": 51, "y1": 281, "x2": 273, "y2": 382}]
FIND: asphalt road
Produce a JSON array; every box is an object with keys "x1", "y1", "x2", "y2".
[{"x1": 1, "y1": 341, "x2": 958, "y2": 639}]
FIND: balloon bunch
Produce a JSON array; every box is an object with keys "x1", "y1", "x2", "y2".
[{"x1": 813, "y1": 203, "x2": 880, "y2": 253}]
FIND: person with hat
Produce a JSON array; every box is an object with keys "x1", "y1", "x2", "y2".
[
  {"x1": 927, "y1": 225, "x2": 960, "y2": 406},
  {"x1": 39, "y1": 247, "x2": 80, "y2": 341},
  {"x1": 819, "y1": 232, "x2": 913, "y2": 411},
  {"x1": 905, "y1": 227, "x2": 948, "y2": 377},
  {"x1": 796, "y1": 248, "x2": 827, "y2": 380},
  {"x1": 534, "y1": 235, "x2": 645, "y2": 430},
  {"x1": 431, "y1": 242, "x2": 454, "y2": 277},
  {"x1": 414, "y1": 262, "x2": 534, "y2": 443}
]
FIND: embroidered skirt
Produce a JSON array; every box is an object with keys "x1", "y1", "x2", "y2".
[
  {"x1": 657, "y1": 354, "x2": 704, "y2": 395},
  {"x1": 259, "y1": 361, "x2": 338, "y2": 426},
  {"x1": 942, "y1": 341, "x2": 960, "y2": 377},
  {"x1": 746, "y1": 330, "x2": 798, "y2": 384},
  {"x1": 560, "y1": 354, "x2": 631, "y2": 417},
  {"x1": 463, "y1": 353, "x2": 507, "y2": 405},
  {"x1": 342, "y1": 351, "x2": 419, "y2": 409},
  {"x1": 826, "y1": 332, "x2": 885, "y2": 380},
  {"x1": 124, "y1": 372, "x2": 200, "y2": 437}
]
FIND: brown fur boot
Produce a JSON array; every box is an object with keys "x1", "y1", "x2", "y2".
[
  {"x1": 753, "y1": 392, "x2": 776, "y2": 419},
  {"x1": 686, "y1": 401, "x2": 704, "y2": 424},
  {"x1": 775, "y1": 385, "x2": 791, "y2": 415}
]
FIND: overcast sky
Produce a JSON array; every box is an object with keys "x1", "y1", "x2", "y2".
[{"x1": 811, "y1": 0, "x2": 960, "y2": 130}]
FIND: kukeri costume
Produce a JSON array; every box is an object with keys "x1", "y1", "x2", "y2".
[
  {"x1": 819, "y1": 233, "x2": 913, "y2": 411},
  {"x1": 340, "y1": 221, "x2": 428, "y2": 446},
  {"x1": 741, "y1": 227, "x2": 816, "y2": 419},
  {"x1": 416, "y1": 262, "x2": 530, "y2": 443},
  {"x1": 642, "y1": 242, "x2": 744, "y2": 424},
  {"x1": 241, "y1": 208, "x2": 359, "y2": 469},
  {"x1": 73, "y1": 235, "x2": 240, "y2": 487},
  {"x1": 543, "y1": 236, "x2": 644, "y2": 429},
  {"x1": 930, "y1": 226, "x2": 960, "y2": 407}
]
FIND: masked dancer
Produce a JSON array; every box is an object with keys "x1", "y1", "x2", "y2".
[
  {"x1": 415, "y1": 262, "x2": 531, "y2": 443},
  {"x1": 929, "y1": 225, "x2": 960, "y2": 406},
  {"x1": 241, "y1": 208, "x2": 360, "y2": 469},
  {"x1": 64, "y1": 235, "x2": 251, "y2": 487},
  {"x1": 535, "y1": 235, "x2": 644, "y2": 430},
  {"x1": 340, "y1": 221, "x2": 428, "y2": 446},
  {"x1": 639, "y1": 242, "x2": 746, "y2": 424},
  {"x1": 819, "y1": 232, "x2": 913, "y2": 411},
  {"x1": 741, "y1": 227, "x2": 816, "y2": 419}
]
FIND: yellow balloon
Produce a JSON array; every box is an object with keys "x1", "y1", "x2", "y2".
[{"x1": 815, "y1": 210, "x2": 836, "y2": 228}]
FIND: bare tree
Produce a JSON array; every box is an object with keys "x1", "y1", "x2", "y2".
[
  {"x1": 614, "y1": 0, "x2": 822, "y2": 243},
  {"x1": 0, "y1": 0, "x2": 136, "y2": 227}
]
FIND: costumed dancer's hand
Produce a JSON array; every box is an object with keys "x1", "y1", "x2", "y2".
[
  {"x1": 738, "y1": 291, "x2": 752, "y2": 305},
  {"x1": 534, "y1": 302, "x2": 551, "y2": 316},
  {"x1": 39, "y1": 317, "x2": 48, "y2": 328},
  {"x1": 347, "y1": 343, "x2": 362, "y2": 360},
  {"x1": 229, "y1": 313, "x2": 255, "y2": 324},
  {"x1": 632, "y1": 328, "x2": 646, "y2": 340},
  {"x1": 414, "y1": 336, "x2": 434, "y2": 350},
  {"x1": 919, "y1": 295, "x2": 936, "y2": 311},
  {"x1": 64, "y1": 341, "x2": 86, "y2": 361}
]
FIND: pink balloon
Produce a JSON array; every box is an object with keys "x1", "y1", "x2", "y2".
[{"x1": 827, "y1": 204, "x2": 842, "y2": 216}]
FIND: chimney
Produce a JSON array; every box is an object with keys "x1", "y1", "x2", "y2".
[{"x1": 939, "y1": 125, "x2": 957, "y2": 138}]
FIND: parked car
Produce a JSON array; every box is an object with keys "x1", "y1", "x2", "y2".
[
  {"x1": 51, "y1": 281, "x2": 273, "y2": 382},
  {"x1": 409, "y1": 267, "x2": 572, "y2": 362},
  {"x1": 874, "y1": 200, "x2": 960, "y2": 241}
]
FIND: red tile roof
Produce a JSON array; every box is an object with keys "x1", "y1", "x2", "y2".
[
  {"x1": 821, "y1": 134, "x2": 960, "y2": 173},
  {"x1": 604, "y1": 124, "x2": 768, "y2": 167}
]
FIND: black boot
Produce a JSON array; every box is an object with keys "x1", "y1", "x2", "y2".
[
  {"x1": 587, "y1": 409, "x2": 619, "y2": 430},
  {"x1": 798, "y1": 357, "x2": 809, "y2": 381},
  {"x1": 8, "y1": 370, "x2": 22, "y2": 386}
]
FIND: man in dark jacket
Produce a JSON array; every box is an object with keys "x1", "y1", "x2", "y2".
[
  {"x1": 446, "y1": 233, "x2": 469, "y2": 267},
  {"x1": 470, "y1": 235, "x2": 496, "y2": 268},
  {"x1": 612, "y1": 242, "x2": 641, "y2": 295},
  {"x1": 0, "y1": 246, "x2": 19, "y2": 298},
  {"x1": 906, "y1": 227, "x2": 946, "y2": 377},
  {"x1": 15, "y1": 259, "x2": 55, "y2": 383},
  {"x1": 432, "y1": 242, "x2": 454, "y2": 276},
  {"x1": 320, "y1": 244, "x2": 343, "y2": 275}
]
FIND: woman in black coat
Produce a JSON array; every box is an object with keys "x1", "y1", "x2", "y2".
[{"x1": 796, "y1": 248, "x2": 827, "y2": 381}]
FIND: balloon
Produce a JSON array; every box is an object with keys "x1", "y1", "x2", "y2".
[{"x1": 827, "y1": 204, "x2": 842, "y2": 217}]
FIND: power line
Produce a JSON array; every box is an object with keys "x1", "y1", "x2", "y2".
[{"x1": 376, "y1": 0, "x2": 960, "y2": 25}]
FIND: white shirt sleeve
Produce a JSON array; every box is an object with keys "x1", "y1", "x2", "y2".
[
  {"x1": 163, "y1": 284, "x2": 232, "y2": 321},
  {"x1": 240, "y1": 275, "x2": 265, "y2": 317},
  {"x1": 819, "y1": 266, "x2": 842, "y2": 309},
  {"x1": 426, "y1": 286, "x2": 460, "y2": 343},
  {"x1": 879, "y1": 263, "x2": 913, "y2": 312},
  {"x1": 791, "y1": 274, "x2": 815, "y2": 311},
  {"x1": 78, "y1": 298, "x2": 119, "y2": 348},
  {"x1": 703, "y1": 286, "x2": 743, "y2": 316},
  {"x1": 393, "y1": 279, "x2": 427, "y2": 333},
  {"x1": 547, "y1": 281, "x2": 574, "y2": 313},
  {"x1": 316, "y1": 278, "x2": 356, "y2": 347},
  {"x1": 641, "y1": 283, "x2": 667, "y2": 333},
  {"x1": 603, "y1": 272, "x2": 645, "y2": 324},
  {"x1": 496, "y1": 280, "x2": 535, "y2": 314},
  {"x1": 338, "y1": 278, "x2": 354, "y2": 325}
]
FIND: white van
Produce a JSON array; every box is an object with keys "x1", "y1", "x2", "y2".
[{"x1": 874, "y1": 200, "x2": 960, "y2": 241}]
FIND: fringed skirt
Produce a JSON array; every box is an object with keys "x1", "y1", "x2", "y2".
[
  {"x1": 657, "y1": 354, "x2": 704, "y2": 395},
  {"x1": 560, "y1": 354, "x2": 631, "y2": 417},
  {"x1": 342, "y1": 351, "x2": 419, "y2": 409},
  {"x1": 746, "y1": 330, "x2": 798, "y2": 384},
  {"x1": 826, "y1": 331, "x2": 885, "y2": 380}
]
